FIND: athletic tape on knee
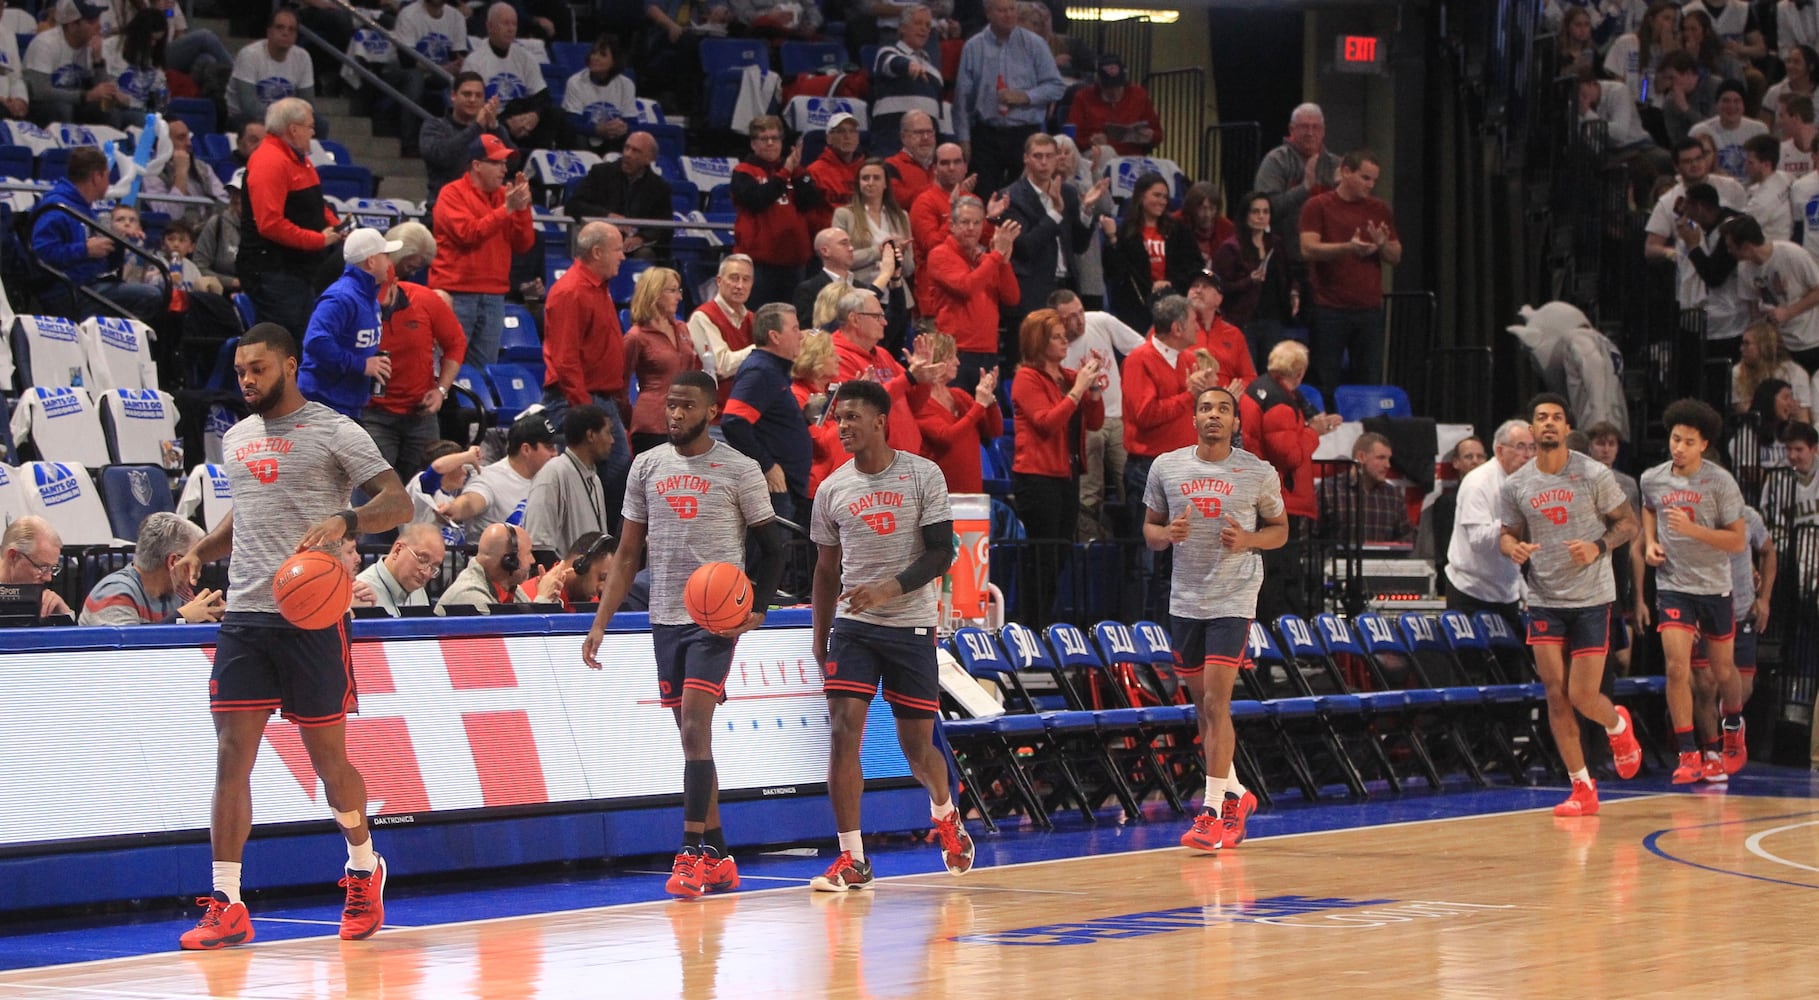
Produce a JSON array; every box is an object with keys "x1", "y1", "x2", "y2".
[
  {"x1": 333, "y1": 808, "x2": 365, "y2": 830},
  {"x1": 682, "y1": 759, "x2": 716, "y2": 825}
]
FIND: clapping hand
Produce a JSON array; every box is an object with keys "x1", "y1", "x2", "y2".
[
  {"x1": 974, "y1": 368, "x2": 999, "y2": 407},
  {"x1": 990, "y1": 218, "x2": 1021, "y2": 256},
  {"x1": 504, "y1": 173, "x2": 534, "y2": 212}
]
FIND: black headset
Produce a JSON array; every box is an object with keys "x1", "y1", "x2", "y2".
[
  {"x1": 573, "y1": 532, "x2": 615, "y2": 576},
  {"x1": 499, "y1": 525, "x2": 522, "y2": 574}
]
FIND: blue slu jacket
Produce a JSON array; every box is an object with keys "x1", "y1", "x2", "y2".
[
  {"x1": 299, "y1": 265, "x2": 383, "y2": 417},
  {"x1": 29, "y1": 178, "x2": 115, "y2": 287}
]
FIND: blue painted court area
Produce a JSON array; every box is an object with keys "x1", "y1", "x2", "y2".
[{"x1": 2, "y1": 765, "x2": 1813, "y2": 973}]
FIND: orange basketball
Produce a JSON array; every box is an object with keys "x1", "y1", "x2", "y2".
[
  {"x1": 272, "y1": 550, "x2": 352, "y2": 631},
  {"x1": 684, "y1": 561, "x2": 753, "y2": 633}
]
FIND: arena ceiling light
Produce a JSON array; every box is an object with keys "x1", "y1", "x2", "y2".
[{"x1": 1064, "y1": 7, "x2": 1182, "y2": 23}]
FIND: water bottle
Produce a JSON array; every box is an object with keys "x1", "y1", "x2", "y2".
[{"x1": 371, "y1": 349, "x2": 390, "y2": 397}]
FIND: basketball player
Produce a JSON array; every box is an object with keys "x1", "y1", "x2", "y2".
[
  {"x1": 1684, "y1": 502, "x2": 1774, "y2": 783},
  {"x1": 1144, "y1": 386, "x2": 1287, "y2": 852},
  {"x1": 807, "y1": 379, "x2": 971, "y2": 891},
  {"x1": 581, "y1": 370, "x2": 787, "y2": 898},
  {"x1": 1638, "y1": 399, "x2": 1750, "y2": 783},
  {"x1": 1497, "y1": 394, "x2": 1642, "y2": 817},
  {"x1": 171, "y1": 323, "x2": 411, "y2": 949}
]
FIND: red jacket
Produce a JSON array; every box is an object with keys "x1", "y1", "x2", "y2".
[
  {"x1": 1011, "y1": 366, "x2": 1103, "y2": 477},
  {"x1": 1122, "y1": 339, "x2": 1199, "y2": 459},
  {"x1": 791, "y1": 379, "x2": 845, "y2": 496},
  {"x1": 1066, "y1": 84, "x2": 1165, "y2": 157},
  {"x1": 804, "y1": 147, "x2": 863, "y2": 236},
  {"x1": 886, "y1": 149, "x2": 935, "y2": 210},
  {"x1": 730, "y1": 155, "x2": 815, "y2": 267},
  {"x1": 1195, "y1": 313, "x2": 1256, "y2": 386},
  {"x1": 430, "y1": 174, "x2": 536, "y2": 294},
  {"x1": 833, "y1": 330, "x2": 928, "y2": 453},
  {"x1": 909, "y1": 182, "x2": 954, "y2": 308},
  {"x1": 543, "y1": 263, "x2": 627, "y2": 405},
  {"x1": 925, "y1": 235, "x2": 1018, "y2": 354},
  {"x1": 1240, "y1": 374, "x2": 1320, "y2": 519},
  {"x1": 240, "y1": 133, "x2": 337, "y2": 271},
  {"x1": 914, "y1": 385, "x2": 1001, "y2": 492},
  {"x1": 373, "y1": 282, "x2": 467, "y2": 416},
  {"x1": 623, "y1": 322, "x2": 702, "y2": 435}
]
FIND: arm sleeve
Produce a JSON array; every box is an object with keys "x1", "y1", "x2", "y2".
[{"x1": 894, "y1": 519, "x2": 956, "y2": 594}]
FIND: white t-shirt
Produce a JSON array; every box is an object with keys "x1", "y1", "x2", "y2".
[
  {"x1": 463, "y1": 41, "x2": 545, "y2": 101},
  {"x1": 1746, "y1": 170, "x2": 1795, "y2": 242},
  {"x1": 1761, "y1": 81, "x2": 1813, "y2": 122},
  {"x1": 1691, "y1": 116, "x2": 1771, "y2": 178},
  {"x1": 230, "y1": 40, "x2": 313, "y2": 115},
  {"x1": 1694, "y1": 223, "x2": 1752, "y2": 342},
  {"x1": 1061, "y1": 311, "x2": 1146, "y2": 418},
  {"x1": 1780, "y1": 138, "x2": 1814, "y2": 179},
  {"x1": 0, "y1": 28, "x2": 25, "y2": 104},
  {"x1": 459, "y1": 457, "x2": 535, "y2": 541},
  {"x1": 101, "y1": 36, "x2": 166, "y2": 110},
  {"x1": 1645, "y1": 176, "x2": 1748, "y2": 306},
  {"x1": 395, "y1": 2, "x2": 470, "y2": 65},
  {"x1": 25, "y1": 27, "x2": 94, "y2": 92},
  {"x1": 1602, "y1": 34, "x2": 1646, "y2": 101},
  {"x1": 1791, "y1": 170, "x2": 1819, "y2": 254},
  {"x1": 1786, "y1": 0, "x2": 1819, "y2": 59},
  {"x1": 1739, "y1": 239, "x2": 1819, "y2": 351},
  {"x1": 561, "y1": 70, "x2": 637, "y2": 133},
  {"x1": 1732, "y1": 358, "x2": 1815, "y2": 411}
]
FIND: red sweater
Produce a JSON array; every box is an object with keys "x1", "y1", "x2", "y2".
[
  {"x1": 925, "y1": 235, "x2": 1019, "y2": 353},
  {"x1": 1195, "y1": 313, "x2": 1256, "y2": 386},
  {"x1": 915, "y1": 385, "x2": 1001, "y2": 492},
  {"x1": 1066, "y1": 84, "x2": 1165, "y2": 157},
  {"x1": 623, "y1": 321, "x2": 702, "y2": 435},
  {"x1": 1122, "y1": 339, "x2": 1199, "y2": 459},
  {"x1": 543, "y1": 263, "x2": 627, "y2": 405},
  {"x1": 833, "y1": 330, "x2": 929, "y2": 453},
  {"x1": 430, "y1": 175, "x2": 536, "y2": 294},
  {"x1": 804, "y1": 147, "x2": 864, "y2": 236},
  {"x1": 373, "y1": 282, "x2": 467, "y2": 416},
  {"x1": 909, "y1": 182, "x2": 954, "y2": 307},
  {"x1": 886, "y1": 149, "x2": 935, "y2": 210},
  {"x1": 1239, "y1": 374, "x2": 1320, "y2": 519},
  {"x1": 1012, "y1": 366, "x2": 1103, "y2": 477},
  {"x1": 791, "y1": 379, "x2": 845, "y2": 496}
]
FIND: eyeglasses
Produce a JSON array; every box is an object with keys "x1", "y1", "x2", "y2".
[
  {"x1": 858, "y1": 311, "x2": 887, "y2": 321},
  {"x1": 400, "y1": 544, "x2": 440, "y2": 569},
  {"x1": 16, "y1": 549, "x2": 59, "y2": 579}
]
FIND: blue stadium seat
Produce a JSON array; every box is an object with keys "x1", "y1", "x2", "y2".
[
  {"x1": 98, "y1": 465, "x2": 175, "y2": 541},
  {"x1": 979, "y1": 441, "x2": 1010, "y2": 496},
  {"x1": 609, "y1": 258, "x2": 652, "y2": 303},
  {"x1": 486, "y1": 363, "x2": 543, "y2": 421},
  {"x1": 0, "y1": 146, "x2": 30, "y2": 180},
  {"x1": 454, "y1": 363, "x2": 499, "y2": 410},
  {"x1": 317, "y1": 139, "x2": 354, "y2": 166},
  {"x1": 1332, "y1": 384, "x2": 1412, "y2": 421},
  {"x1": 705, "y1": 184, "x2": 734, "y2": 215},
  {"x1": 550, "y1": 41, "x2": 591, "y2": 75},
  {"x1": 703, "y1": 38, "x2": 771, "y2": 130},
  {"x1": 196, "y1": 132, "x2": 232, "y2": 164},
  {"x1": 781, "y1": 40, "x2": 845, "y2": 77},
  {"x1": 231, "y1": 293, "x2": 256, "y2": 332},
  {"x1": 37, "y1": 148, "x2": 70, "y2": 182},
  {"x1": 317, "y1": 164, "x2": 376, "y2": 200},
  {"x1": 499, "y1": 304, "x2": 542, "y2": 364},
  {"x1": 668, "y1": 179, "x2": 700, "y2": 214},
  {"x1": 636, "y1": 122, "x2": 685, "y2": 161},
  {"x1": 166, "y1": 97, "x2": 216, "y2": 141},
  {"x1": 1299, "y1": 383, "x2": 1325, "y2": 414}
]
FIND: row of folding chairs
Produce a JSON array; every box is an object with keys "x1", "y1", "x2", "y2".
[{"x1": 939, "y1": 612, "x2": 1672, "y2": 832}]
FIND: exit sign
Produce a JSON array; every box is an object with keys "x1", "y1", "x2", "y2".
[{"x1": 1334, "y1": 34, "x2": 1388, "y2": 75}]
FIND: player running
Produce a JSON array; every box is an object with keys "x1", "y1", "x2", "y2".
[
  {"x1": 1638, "y1": 399, "x2": 1751, "y2": 783},
  {"x1": 1497, "y1": 394, "x2": 1643, "y2": 817},
  {"x1": 172, "y1": 324, "x2": 411, "y2": 949},
  {"x1": 807, "y1": 379, "x2": 972, "y2": 891},
  {"x1": 1144, "y1": 386, "x2": 1287, "y2": 852},
  {"x1": 582, "y1": 370, "x2": 787, "y2": 898}
]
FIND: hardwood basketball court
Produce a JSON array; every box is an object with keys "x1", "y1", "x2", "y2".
[{"x1": 3, "y1": 778, "x2": 1817, "y2": 998}]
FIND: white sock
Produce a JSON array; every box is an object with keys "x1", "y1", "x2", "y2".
[
  {"x1": 1569, "y1": 767, "x2": 1591, "y2": 785},
  {"x1": 347, "y1": 837, "x2": 377, "y2": 874},
  {"x1": 932, "y1": 796, "x2": 960, "y2": 824},
  {"x1": 1204, "y1": 775, "x2": 1221, "y2": 806},
  {"x1": 838, "y1": 830, "x2": 865, "y2": 864},
  {"x1": 1223, "y1": 771, "x2": 1246, "y2": 801},
  {"x1": 1607, "y1": 713, "x2": 1627, "y2": 736},
  {"x1": 211, "y1": 861, "x2": 242, "y2": 905}
]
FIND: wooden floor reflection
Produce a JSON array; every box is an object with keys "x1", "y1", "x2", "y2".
[{"x1": 7, "y1": 792, "x2": 1819, "y2": 999}]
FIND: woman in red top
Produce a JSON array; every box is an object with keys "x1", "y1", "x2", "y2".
[
  {"x1": 1011, "y1": 309, "x2": 1105, "y2": 542},
  {"x1": 912, "y1": 331, "x2": 1002, "y2": 492},
  {"x1": 622, "y1": 266, "x2": 701, "y2": 454},
  {"x1": 789, "y1": 331, "x2": 845, "y2": 497},
  {"x1": 1101, "y1": 172, "x2": 1174, "y2": 334}
]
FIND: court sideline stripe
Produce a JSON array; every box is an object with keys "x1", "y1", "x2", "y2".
[{"x1": 0, "y1": 791, "x2": 1676, "y2": 979}]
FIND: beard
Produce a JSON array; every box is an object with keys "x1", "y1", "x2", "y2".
[{"x1": 668, "y1": 416, "x2": 710, "y2": 448}]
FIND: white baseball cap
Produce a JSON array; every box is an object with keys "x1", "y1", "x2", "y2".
[
  {"x1": 825, "y1": 111, "x2": 859, "y2": 132},
  {"x1": 344, "y1": 228, "x2": 403, "y2": 264}
]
